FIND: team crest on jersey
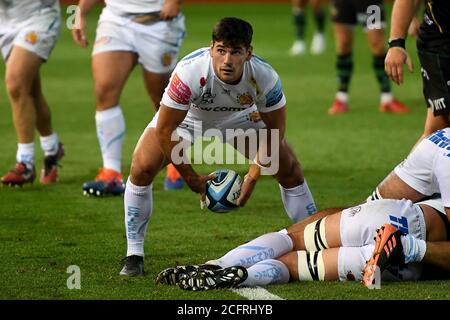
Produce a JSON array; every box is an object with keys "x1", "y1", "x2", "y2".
[
  {"x1": 25, "y1": 32, "x2": 38, "y2": 45},
  {"x1": 248, "y1": 111, "x2": 261, "y2": 123},
  {"x1": 237, "y1": 93, "x2": 253, "y2": 107},
  {"x1": 161, "y1": 52, "x2": 173, "y2": 67},
  {"x1": 200, "y1": 88, "x2": 216, "y2": 104}
]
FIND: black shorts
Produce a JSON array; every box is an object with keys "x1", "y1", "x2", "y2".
[
  {"x1": 418, "y1": 50, "x2": 450, "y2": 116},
  {"x1": 332, "y1": 0, "x2": 385, "y2": 28}
]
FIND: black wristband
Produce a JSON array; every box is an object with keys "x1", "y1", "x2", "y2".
[{"x1": 388, "y1": 38, "x2": 406, "y2": 49}]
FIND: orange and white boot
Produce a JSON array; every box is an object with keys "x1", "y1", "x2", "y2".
[{"x1": 164, "y1": 164, "x2": 184, "y2": 190}]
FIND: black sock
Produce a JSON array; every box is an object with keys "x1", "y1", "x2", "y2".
[
  {"x1": 373, "y1": 54, "x2": 391, "y2": 93},
  {"x1": 337, "y1": 53, "x2": 353, "y2": 92},
  {"x1": 293, "y1": 11, "x2": 306, "y2": 40},
  {"x1": 315, "y1": 9, "x2": 326, "y2": 33}
]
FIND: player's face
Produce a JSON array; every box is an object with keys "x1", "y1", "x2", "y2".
[{"x1": 210, "y1": 41, "x2": 252, "y2": 84}]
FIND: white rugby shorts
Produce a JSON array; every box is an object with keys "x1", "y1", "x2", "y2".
[
  {"x1": 92, "y1": 6, "x2": 185, "y2": 73},
  {"x1": 338, "y1": 199, "x2": 426, "y2": 281},
  {"x1": 0, "y1": 6, "x2": 60, "y2": 61}
]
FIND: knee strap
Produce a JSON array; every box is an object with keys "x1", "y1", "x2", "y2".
[
  {"x1": 297, "y1": 251, "x2": 325, "y2": 281},
  {"x1": 304, "y1": 217, "x2": 329, "y2": 251},
  {"x1": 367, "y1": 187, "x2": 383, "y2": 202}
]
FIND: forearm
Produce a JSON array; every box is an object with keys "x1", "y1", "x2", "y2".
[
  {"x1": 77, "y1": 0, "x2": 102, "y2": 16},
  {"x1": 166, "y1": 0, "x2": 183, "y2": 6},
  {"x1": 390, "y1": 0, "x2": 418, "y2": 40},
  {"x1": 423, "y1": 242, "x2": 450, "y2": 273}
]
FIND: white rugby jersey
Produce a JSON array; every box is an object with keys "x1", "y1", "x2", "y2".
[
  {"x1": 0, "y1": 0, "x2": 58, "y2": 24},
  {"x1": 161, "y1": 47, "x2": 286, "y2": 121},
  {"x1": 395, "y1": 128, "x2": 450, "y2": 209},
  {"x1": 105, "y1": 0, "x2": 163, "y2": 14}
]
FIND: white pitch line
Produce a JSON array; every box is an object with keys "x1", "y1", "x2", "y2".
[{"x1": 232, "y1": 286, "x2": 284, "y2": 300}]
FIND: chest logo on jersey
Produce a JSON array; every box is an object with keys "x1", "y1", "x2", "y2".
[
  {"x1": 199, "y1": 88, "x2": 216, "y2": 104},
  {"x1": 237, "y1": 93, "x2": 254, "y2": 107}
]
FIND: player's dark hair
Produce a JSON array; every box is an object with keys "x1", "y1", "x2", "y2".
[{"x1": 212, "y1": 17, "x2": 253, "y2": 49}]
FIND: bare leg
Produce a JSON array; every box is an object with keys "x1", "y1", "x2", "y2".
[
  {"x1": 329, "y1": 23, "x2": 353, "y2": 114},
  {"x1": 366, "y1": 28, "x2": 386, "y2": 57},
  {"x1": 87, "y1": 51, "x2": 137, "y2": 182},
  {"x1": 31, "y1": 75, "x2": 53, "y2": 137},
  {"x1": 129, "y1": 128, "x2": 170, "y2": 186},
  {"x1": 287, "y1": 209, "x2": 343, "y2": 250},
  {"x1": 417, "y1": 109, "x2": 450, "y2": 144},
  {"x1": 142, "y1": 68, "x2": 184, "y2": 189},
  {"x1": 377, "y1": 171, "x2": 426, "y2": 201},
  {"x1": 142, "y1": 68, "x2": 171, "y2": 111},
  {"x1": 93, "y1": 51, "x2": 137, "y2": 110},
  {"x1": 5, "y1": 46, "x2": 43, "y2": 144}
]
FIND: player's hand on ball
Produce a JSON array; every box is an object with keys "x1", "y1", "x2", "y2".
[
  {"x1": 236, "y1": 174, "x2": 257, "y2": 207},
  {"x1": 186, "y1": 173, "x2": 216, "y2": 194},
  {"x1": 199, "y1": 174, "x2": 216, "y2": 209}
]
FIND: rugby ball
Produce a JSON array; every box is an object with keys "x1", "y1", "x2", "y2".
[{"x1": 205, "y1": 169, "x2": 242, "y2": 213}]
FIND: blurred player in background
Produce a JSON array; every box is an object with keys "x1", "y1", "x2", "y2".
[
  {"x1": 328, "y1": 0, "x2": 409, "y2": 115},
  {"x1": 384, "y1": 0, "x2": 450, "y2": 143},
  {"x1": 289, "y1": 0, "x2": 326, "y2": 55},
  {"x1": 71, "y1": 0, "x2": 185, "y2": 196},
  {"x1": 119, "y1": 17, "x2": 317, "y2": 276},
  {"x1": 0, "y1": 0, "x2": 65, "y2": 187}
]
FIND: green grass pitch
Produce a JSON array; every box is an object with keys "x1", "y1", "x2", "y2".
[{"x1": 0, "y1": 3, "x2": 449, "y2": 300}]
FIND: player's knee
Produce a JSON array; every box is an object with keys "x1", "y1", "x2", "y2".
[
  {"x1": 94, "y1": 81, "x2": 121, "y2": 108},
  {"x1": 277, "y1": 252, "x2": 298, "y2": 280},
  {"x1": 129, "y1": 154, "x2": 159, "y2": 186},
  {"x1": 5, "y1": 73, "x2": 30, "y2": 101},
  {"x1": 303, "y1": 217, "x2": 329, "y2": 251}
]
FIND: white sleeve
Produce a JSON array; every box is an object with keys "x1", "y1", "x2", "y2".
[
  {"x1": 434, "y1": 153, "x2": 450, "y2": 208},
  {"x1": 255, "y1": 69, "x2": 286, "y2": 113},
  {"x1": 161, "y1": 67, "x2": 193, "y2": 111}
]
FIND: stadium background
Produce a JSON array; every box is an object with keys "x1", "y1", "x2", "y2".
[{"x1": 0, "y1": 0, "x2": 449, "y2": 300}]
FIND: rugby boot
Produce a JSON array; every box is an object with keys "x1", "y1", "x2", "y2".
[
  {"x1": 178, "y1": 265, "x2": 248, "y2": 291},
  {"x1": 40, "y1": 142, "x2": 65, "y2": 184},
  {"x1": 362, "y1": 224, "x2": 405, "y2": 288},
  {"x1": 1, "y1": 162, "x2": 35, "y2": 186},
  {"x1": 164, "y1": 164, "x2": 184, "y2": 190},
  {"x1": 156, "y1": 264, "x2": 221, "y2": 285},
  {"x1": 120, "y1": 255, "x2": 144, "y2": 276},
  {"x1": 83, "y1": 168, "x2": 125, "y2": 197},
  {"x1": 328, "y1": 98, "x2": 349, "y2": 115},
  {"x1": 379, "y1": 98, "x2": 410, "y2": 113}
]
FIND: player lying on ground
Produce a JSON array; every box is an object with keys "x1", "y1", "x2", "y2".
[{"x1": 156, "y1": 197, "x2": 449, "y2": 290}]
